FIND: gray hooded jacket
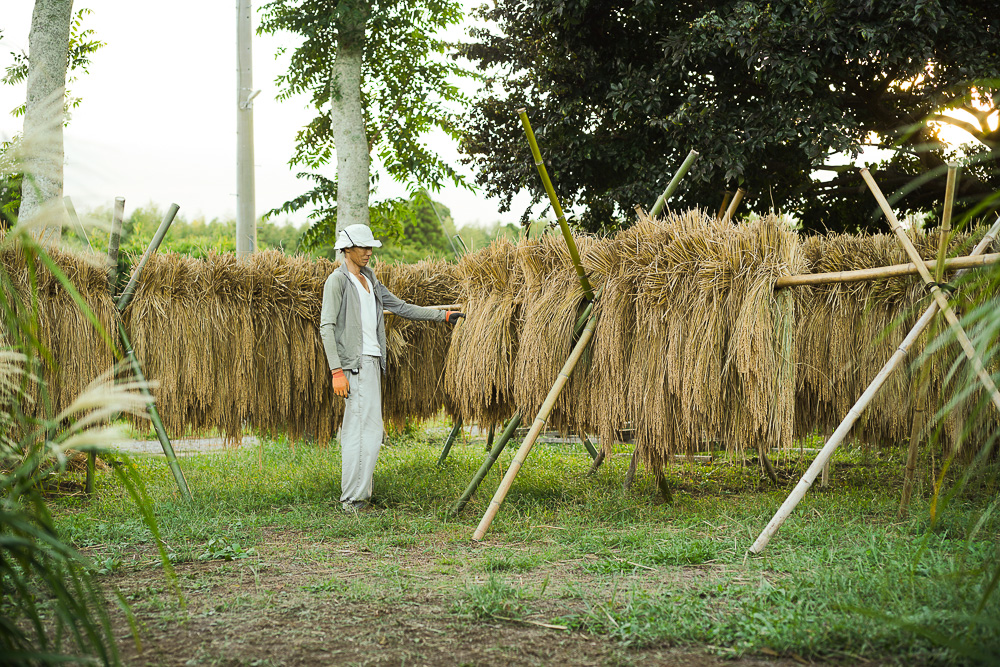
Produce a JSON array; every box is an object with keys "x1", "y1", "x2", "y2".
[{"x1": 320, "y1": 263, "x2": 446, "y2": 374}]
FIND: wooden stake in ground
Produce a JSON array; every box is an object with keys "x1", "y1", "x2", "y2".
[
  {"x1": 749, "y1": 211, "x2": 1000, "y2": 554},
  {"x1": 473, "y1": 312, "x2": 599, "y2": 541}
]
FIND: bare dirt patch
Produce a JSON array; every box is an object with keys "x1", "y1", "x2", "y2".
[{"x1": 106, "y1": 527, "x2": 812, "y2": 667}]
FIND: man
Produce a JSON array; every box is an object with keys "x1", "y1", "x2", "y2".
[{"x1": 319, "y1": 223, "x2": 464, "y2": 513}]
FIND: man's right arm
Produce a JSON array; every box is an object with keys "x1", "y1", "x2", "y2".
[{"x1": 320, "y1": 273, "x2": 344, "y2": 371}]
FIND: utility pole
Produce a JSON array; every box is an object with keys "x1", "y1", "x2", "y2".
[{"x1": 236, "y1": 0, "x2": 258, "y2": 257}]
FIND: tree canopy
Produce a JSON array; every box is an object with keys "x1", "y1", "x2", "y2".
[
  {"x1": 459, "y1": 0, "x2": 1000, "y2": 234},
  {"x1": 259, "y1": 0, "x2": 472, "y2": 244}
]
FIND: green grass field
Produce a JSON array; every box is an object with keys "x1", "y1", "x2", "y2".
[{"x1": 50, "y1": 423, "x2": 1000, "y2": 665}]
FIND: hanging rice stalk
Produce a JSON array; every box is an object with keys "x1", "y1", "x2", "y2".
[{"x1": 444, "y1": 240, "x2": 523, "y2": 429}]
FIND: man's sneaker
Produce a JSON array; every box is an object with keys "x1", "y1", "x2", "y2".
[{"x1": 342, "y1": 500, "x2": 373, "y2": 514}]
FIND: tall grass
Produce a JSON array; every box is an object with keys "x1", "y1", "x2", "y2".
[{"x1": 1, "y1": 146, "x2": 171, "y2": 663}]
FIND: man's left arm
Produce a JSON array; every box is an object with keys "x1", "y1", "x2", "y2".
[{"x1": 379, "y1": 284, "x2": 448, "y2": 322}]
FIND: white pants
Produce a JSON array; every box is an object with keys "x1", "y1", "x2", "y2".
[{"x1": 340, "y1": 355, "x2": 383, "y2": 505}]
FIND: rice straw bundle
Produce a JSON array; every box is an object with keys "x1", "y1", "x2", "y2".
[
  {"x1": 0, "y1": 241, "x2": 118, "y2": 416},
  {"x1": 124, "y1": 250, "x2": 342, "y2": 443},
  {"x1": 375, "y1": 258, "x2": 461, "y2": 427},
  {"x1": 513, "y1": 234, "x2": 597, "y2": 436},
  {"x1": 444, "y1": 240, "x2": 523, "y2": 428},
  {"x1": 621, "y1": 209, "x2": 803, "y2": 470},
  {"x1": 793, "y1": 226, "x2": 994, "y2": 452}
]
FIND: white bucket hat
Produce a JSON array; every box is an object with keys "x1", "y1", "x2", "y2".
[{"x1": 334, "y1": 223, "x2": 383, "y2": 250}]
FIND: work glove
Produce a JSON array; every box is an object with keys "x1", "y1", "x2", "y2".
[
  {"x1": 331, "y1": 368, "x2": 350, "y2": 397},
  {"x1": 445, "y1": 311, "x2": 466, "y2": 325}
]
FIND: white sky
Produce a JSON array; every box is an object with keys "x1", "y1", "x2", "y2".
[{"x1": 0, "y1": 1, "x2": 531, "y2": 229}]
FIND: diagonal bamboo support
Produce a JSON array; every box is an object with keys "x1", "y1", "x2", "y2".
[
  {"x1": 517, "y1": 109, "x2": 595, "y2": 302},
  {"x1": 473, "y1": 311, "x2": 599, "y2": 541},
  {"x1": 749, "y1": 212, "x2": 1000, "y2": 554},
  {"x1": 650, "y1": 149, "x2": 699, "y2": 217},
  {"x1": 861, "y1": 168, "x2": 1000, "y2": 418},
  {"x1": 437, "y1": 418, "x2": 463, "y2": 466}
]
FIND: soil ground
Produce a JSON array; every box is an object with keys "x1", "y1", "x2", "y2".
[{"x1": 104, "y1": 526, "x2": 809, "y2": 667}]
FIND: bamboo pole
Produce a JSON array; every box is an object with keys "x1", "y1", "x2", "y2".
[
  {"x1": 110, "y1": 202, "x2": 190, "y2": 500},
  {"x1": 772, "y1": 253, "x2": 1000, "y2": 289},
  {"x1": 623, "y1": 449, "x2": 639, "y2": 491},
  {"x1": 118, "y1": 321, "x2": 191, "y2": 501},
  {"x1": 587, "y1": 449, "x2": 606, "y2": 476},
  {"x1": 116, "y1": 203, "x2": 179, "y2": 312},
  {"x1": 722, "y1": 187, "x2": 746, "y2": 223},
  {"x1": 516, "y1": 109, "x2": 595, "y2": 302},
  {"x1": 717, "y1": 191, "x2": 733, "y2": 219},
  {"x1": 86, "y1": 197, "x2": 126, "y2": 496},
  {"x1": 581, "y1": 435, "x2": 599, "y2": 460},
  {"x1": 63, "y1": 196, "x2": 92, "y2": 250},
  {"x1": 749, "y1": 212, "x2": 1000, "y2": 554},
  {"x1": 901, "y1": 164, "x2": 958, "y2": 516},
  {"x1": 473, "y1": 312, "x2": 599, "y2": 541},
  {"x1": 760, "y1": 447, "x2": 779, "y2": 484},
  {"x1": 860, "y1": 168, "x2": 1000, "y2": 417},
  {"x1": 437, "y1": 418, "x2": 463, "y2": 466},
  {"x1": 450, "y1": 413, "x2": 522, "y2": 516},
  {"x1": 649, "y1": 149, "x2": 699, "y2": 217},
  {"x1": 449, "y1": 292, "x2": 599, "y2": 515},
  {"x1": 107, "y1": 197, "x2": 124, "y2": 294},
  {"x1": 654, "y1": 466, "x2": 673, "y2": 503}
]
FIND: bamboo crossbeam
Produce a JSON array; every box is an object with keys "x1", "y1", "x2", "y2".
[
  {"x1": 748, "y1": 205, "x2": 1000, "y2": 555},
  {"x1": 650, "y1": 149, "x2": 699, "y2": 217},
  {"x1": 517, "y1": 108, "x2": 595, "y2": 302},
  {"x1": 773, "y1": 253, "x2": 1000, "y2": 289},
  {"x1": 473, "y1": 311, "x2": 599, "y2": 541}
]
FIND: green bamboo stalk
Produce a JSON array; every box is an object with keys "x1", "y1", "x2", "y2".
[
  {"x1": 517, "y1": 108, "x2": 595, "y2": 301},
  {"x1": 485, "y1": 423, "x2": 495, "y2": 452},
  {"x1": 935, "y1": 164, "x2": 959, "y2": 283},
  {"x1": 650, "y1": 149, "x2": 699, "y2": 217},
  {"x1": 116, "y1": 203, "x2": 179, "y2": 312},
  {"x1": 450, "y1": 413, "x2": 522, "y2": 516},
  {"x1": 437, "y1": 418, "x2": 463, "y2": 466},
  {"x1": 112, "y1": 201, "x2": 190, "y2": 500},
  {"x1": 119, "y1": 321, "x2": 192, "y2": 501},
  {"x1": 581, "y1": 435, "x2": 599, "y2": 460}
]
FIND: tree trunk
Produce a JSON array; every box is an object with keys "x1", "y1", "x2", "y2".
[
  {"x1": 331, "y1": 0, "x2": 370, "y2": 234},
  {"x1": 19, "y1": 0, "x2": 73, "y2": 237}
]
